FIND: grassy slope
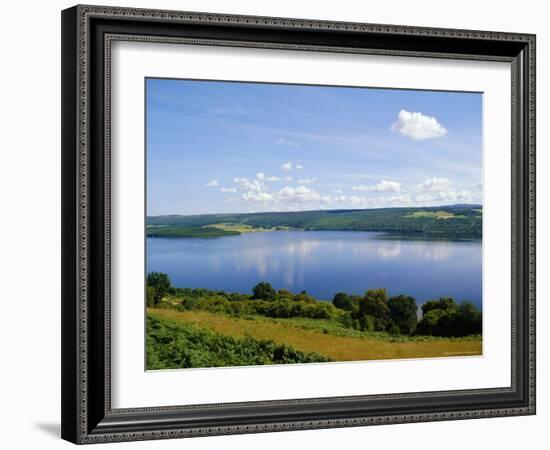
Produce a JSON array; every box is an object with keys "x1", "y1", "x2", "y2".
[
  {"x1": 147, "y1": 314, "x2": 331, "y2": 369},
  {"x1": 149, "y1": 308, "x2": 482, "y2": 362}
]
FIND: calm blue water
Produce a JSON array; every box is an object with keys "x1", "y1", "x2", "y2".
[{"x1": 147, "y1": 231, "x2": 482, "y2": 308}]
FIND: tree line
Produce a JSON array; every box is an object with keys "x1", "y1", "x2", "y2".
[{"x1": 147, "y1": 272, "x2": 482, "y2": 338}]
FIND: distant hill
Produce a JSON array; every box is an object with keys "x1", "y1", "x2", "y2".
[{"x1": 147, "y1": 205, "x2": 482, "y2": 239}]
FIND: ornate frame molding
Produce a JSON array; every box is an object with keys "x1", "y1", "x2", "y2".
[{"x1": 61, "y1": 5, "x2": 536, "y2": 444}]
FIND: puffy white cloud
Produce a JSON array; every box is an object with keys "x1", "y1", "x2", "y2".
[
  {"x1": 233, "y1": 177, "x2": 264, "y2": 192},
  {"x1": 417, "y1": 177, "x2": 451, "y2": 191},
  {"x1": 391, "y1": 109, "x2": 447, "y2": 140},
  {"x1": 388, "y1": 194, "x2": 411, "y2": 204},
  {"x1": 265, "y1": 176, "x2": 280, "y2": 182},
  {"x1": 281, "y1": 162, "x2": 293, "y2": 171},
  {"x1": 220, "y1": 187, "x2": 237, "y2": 193},
  {"x1": 295, "y1": 164, "x2": 303, "y2": 170},
  {"x1": 352, "y1": 180, "x2": 401, "y2": 193},
  {"x1": 256, "y1": 172, "x2": 266, "y2": 181},
  {"x1": 414, "y1": 189, "x2": 473, "y2": 204},
  {"x1": 206, "y1": 179, "x2": 219, "y2": 187},
  {"x1": 298, "y1": 177, "x2": 318, "y2": 185},
  {"x1": 242, "y1": 191, "x2": 274, "y2": 202},
  {"x1": 277, "y1": 185, "x2": 321, "y2": 203},
  {"x1": 283, "y1": 176, "x2": 293, "y2": 182}
]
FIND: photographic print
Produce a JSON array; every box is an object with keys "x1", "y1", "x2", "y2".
[{"x1": 145, "y1": 78, "x2": 483, "y2": 370}]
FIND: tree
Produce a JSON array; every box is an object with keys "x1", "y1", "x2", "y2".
[
  {"x1": 416, "y1": 309, "x2": 446, "y2": 335},
  {"x1": 357, "y1": 289, "x2": 390, "y2": 331},
  {"x1": 252, "y1": 282, "x2": 276, "y2": 301},
  {"x1": 294, "y1": 291, "x2": 316, "y2": 304},
  {"x1": 147, "y1": 272, "x2": 171, "y2": 304},
  {"x1": 387, "y1": 295, "x2": 418, "y2": 335},
  {"x1": 277, "y1": 288, "x2": 295, "y2": 301},
  {"x1": 421, "y1": 297, "x2": 457, "y2": 316},
  {"x1": 332, "y1": 292, "x2": 353, "y2": 310}
]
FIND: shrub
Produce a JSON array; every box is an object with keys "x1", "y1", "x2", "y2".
[
  {"x1": 146, "y1": 286, "x2": 156, "y2": 307},
  {"x1": 421, "y1": 297, "x2": 458, "y2": 316},
  {"x1": 146, "y1": 314, "x2": 332, "y2": 369},
  {"x1": 416, "y1": 309, "x2": 446, "y2": 335},
  {"x1": 252, "y1": 282, "x2": 276, "y2": 301},
  {"x1": 147, "y1": 272, "x2": 171, "y2": 303},
  {"x1": 358, "y1": 315, "x2": 375, "y2": 332},
  {"x1": 357, "y1": 289, "x2": 390, "y2": 331}
]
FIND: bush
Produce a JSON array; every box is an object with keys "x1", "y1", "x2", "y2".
[
  {"x1": 357, "y1": 289, "x2": 390, "y2": 331},
  {"x1": 146, "y1": 286, "x2": 156, "y2": 307},
  {"x1": 252, "y1": 282, "x2": 276, "y2": 301},
  {"x1": 147, "y1": 272, "x2": 171, "y2": 303},
  {"x1": 358, "y1": 315, "x2": 375, "y2": 332},
  {"x1": 294, "y1": 291, "x2": 316, "y2": 304},
  {"x1": 416, "y1": 309, "x2": 446, "y2": 335},
  {"x1": 416, "y1": 301, "x2": 481, "y2": 337},
  {"x1": 421, "y1": 297, "x2": 458, "y2": 316}
]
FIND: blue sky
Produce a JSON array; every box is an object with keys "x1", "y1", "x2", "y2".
[{"x1": 146, "y1": 78, "x2": 482, "y2": 216}]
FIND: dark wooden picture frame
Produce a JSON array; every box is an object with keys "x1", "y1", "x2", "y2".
[{"x1": 61, "y1": 4, "x2": 536, "y2": 444}]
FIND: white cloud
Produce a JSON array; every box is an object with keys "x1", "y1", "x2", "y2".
[
  {"x1": 332, "y1": 189, "x2": 343, "y2": 194},
  {"x1": 283, "y1": 176, "x2": 293, "y2": 182},
  {"x1": 206, "y1": 179, "x2": 219, "y2": 187},
  {"x1": 391, "y1": 109, "x2": 447, "y2": 140},
  {"x1": 281, "y1": 162, "x2": 293, "y2": 171},
  {"x1": 414, "y1": 189, "x2": 474, "y2": 204},
  {"x1": 295, "y1": 164, "x2": 303, "y2": 170},
  {"x1": 233, "y1": 177, "x2": 263, "y2": 192},
  {"x1": 265, "y1": 176, "x2": 280, "y2": 182},
  {"x1": 242, "y1": 191, "x2": 274, "y2": 202},
  {"x1": 298, "y1": 177, "x2": 318, "y2": 185},
  {"x1": 388, "y1": 194, "x2": 411, "y2": 204},
  {"x1": 276, "y1": 185, "x2": 321, "y2": 203},
  {"x1": 352, "y1": 180, "x2": 401, "y2": 193},
  {"x1": 274, "y1": 137, "x2": 298, "y2": 147},
  {"x1": 220, "y1": 187, "x2": 237, "y2": 193},
  {"x1": 439, "y1": 190, "x2": 473, "y2": 203},
  {"x1": 415, "y1": 193, "x2": 434, "y2": 203},
  {"x1": 256, "y1": 172, "x2": 266, "y2": 181},
  {"x1": 417, "y1": 177, "x2": 451, "y2": 191}
]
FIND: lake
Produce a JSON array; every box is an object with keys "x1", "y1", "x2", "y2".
[{"x1": 147, "y1": 231, "x2": 482, "y2": 308}]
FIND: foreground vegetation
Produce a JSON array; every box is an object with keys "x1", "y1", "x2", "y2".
[
  {"x1": 146, "y1": 204, "x2": 482, "y2": 239},
  {"x1": 148, "y1": 273, "x2": 482, "y2": 338},
  {"x1": 147, "y1": 314, "x2": 331, "y2": 369},
  {"x1": 146, "y1": 273, "x2": 482, "y2": 368}
]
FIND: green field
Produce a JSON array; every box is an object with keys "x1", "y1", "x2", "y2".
[
  {"x1": 147, "y1": 204, "x2": 482, "y2": 239},
  {"x1": 148, "y1": 308, "x2": 481, "y2": 368},
  {"x1": 146, "y1": 274, "x2": 482, "y2": 369},
  {"x1": 146, "y1": 226, "x2": 239, "y2": 238},
  {"x1": 404, "y1": 210, "x2": 466, "y2": 219}
]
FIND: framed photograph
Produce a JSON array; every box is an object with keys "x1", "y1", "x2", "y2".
[{"x1": 61, "y1": 5, "x2": 536, "y2": 444}]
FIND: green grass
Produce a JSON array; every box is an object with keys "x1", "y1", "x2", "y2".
[
  {"x1": 207, "y1": 223, "x2": 284, "y2": 233},
  {"x1": 404, "y1": 210, "x2": 466, "y2": 219},
  {"x1": 147, "y1": 313, "x2": 332, "y2": 369},
  {"x1": 149, "y1": 308, "x2": 482, "y2": 364}
]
